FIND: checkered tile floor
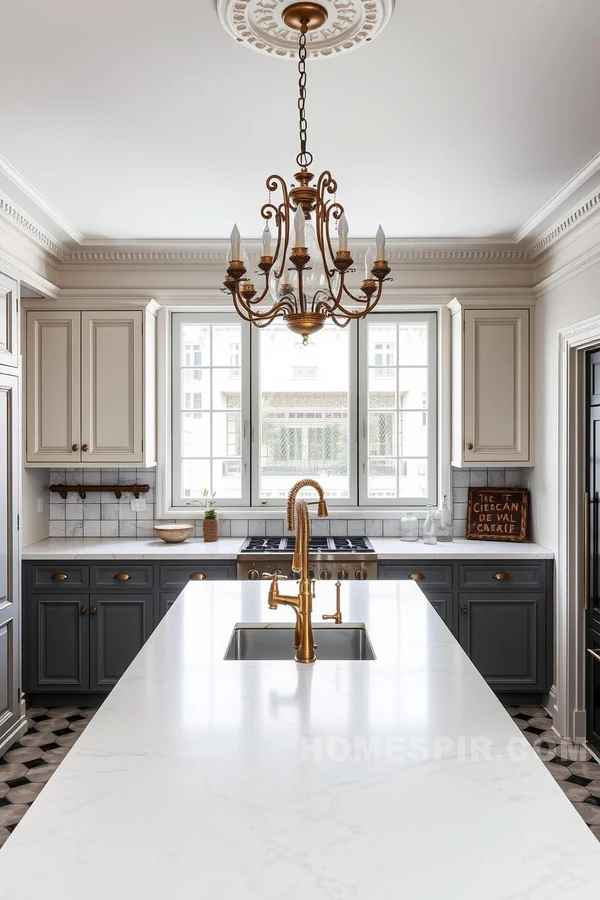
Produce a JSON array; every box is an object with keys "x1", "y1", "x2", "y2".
[{"x1": 0, "y1": 705, "x2": 599, "y2": 850}]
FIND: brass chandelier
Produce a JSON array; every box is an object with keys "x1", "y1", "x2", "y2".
[{"x1": 222, "y1": 2, "x2": 392, "y2": 344}]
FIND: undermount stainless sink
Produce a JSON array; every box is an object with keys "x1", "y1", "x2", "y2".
[{"x1": 224, "y1": 623, "x2": 376, "y2": 661}]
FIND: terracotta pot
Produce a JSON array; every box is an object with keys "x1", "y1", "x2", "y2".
[{"x1": 203, "y1": 517, "x2": 219, "y2": 542}]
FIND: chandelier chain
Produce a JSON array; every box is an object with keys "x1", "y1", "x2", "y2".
[{"x1": 296, "y1": 23, "x2": 313, "y2": 169}]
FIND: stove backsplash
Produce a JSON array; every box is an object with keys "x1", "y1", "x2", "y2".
[{"x1": 47, "y1": 467, "x2": 527, "y2": 539}]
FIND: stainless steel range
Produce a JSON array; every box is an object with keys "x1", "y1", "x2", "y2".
[{"x1": 237, "y1": 536, "x2": 377, "y2": 581}]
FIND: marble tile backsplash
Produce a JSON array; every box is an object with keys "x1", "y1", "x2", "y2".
[{"x1": 46, "y1": 467, "x2": 525, "y2": 540}]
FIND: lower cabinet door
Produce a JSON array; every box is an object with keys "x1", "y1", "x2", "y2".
[
  {"x1": 458, "y1": 593, "x2": 545, "y2": 690},
  {"x1": 30, "y1": 595, "x2": 90, "y2": 691},
  {"x1": 89, "y1": 595, "x2": 153, "y2": 690},
  {"x1": 426, "y1": 593, "x2": 453, "y2": 629},
  {"x1": 587, "y1": 630, "x2": 600, "y2": 758},
  {"x1": 159, "y1": 593, "x2": 180, "y2": 620}
]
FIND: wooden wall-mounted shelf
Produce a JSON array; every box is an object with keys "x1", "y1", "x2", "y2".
[{"x1": 49, "y1": 484, "x2": 150, "y2": 501}]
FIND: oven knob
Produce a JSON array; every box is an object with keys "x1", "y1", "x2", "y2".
[
  {"x1": 308, "y1": 569, "x2": 315, "y2": 580},
  {"x1": 290, "y1": 570, "x2": 301, "y2": 580},
  {"x1": 337, "y1": 568, "x2": 349, "y2": 580},
  {"x1": 273, "y1": 567, "x2": 284, "y2": 576},
  {"x1": 355, "y1": 566, "x2": 368, "y2": 581},
  {"x1": 247, "y1": 567, "x2": 260, "y2": 581},
  {"x1": 320, "y1": 568, "x2": 332, "y2": 580}
]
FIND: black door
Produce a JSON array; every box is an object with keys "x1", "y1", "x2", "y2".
[{"x1": 587, "y1": 349, "x2": 600, "y2": 756}]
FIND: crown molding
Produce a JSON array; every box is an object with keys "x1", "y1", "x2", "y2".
[
  {"x1": 0, "y1": 153, "x2": 83, "y2": 244},
  {"x1": 516, "y1": 151, "x2": 600, "y2": 244},
  {"x1": 526, "y1": 186, "x2": 600, "y2": 260},
  {"x1": 0, "y1": 191, "x2": 68, "y2": 262}
]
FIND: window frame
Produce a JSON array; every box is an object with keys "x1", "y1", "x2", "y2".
[
  {"x1": 250, "y1": 320, "x2": 359, "y2": 507},
  {"x1": 171, "y1": 312, "x2": 251, "y2": 508},
  {"x1": 357, "y1": 311, "x2": 438, "y2": 508}
]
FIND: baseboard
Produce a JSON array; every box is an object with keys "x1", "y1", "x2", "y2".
[
  {"x1": 27, "y1": 692, "x2": 107, "y2": 708},
  {"x1": 0, "y1": 713, "x2": 28, "y2": 758},
  {"x1": 495, "y1": 692, "x2": 546, "y2": 706},
  {"x1": 543, "y1": 684, "x2": 558, "y2": 719}
]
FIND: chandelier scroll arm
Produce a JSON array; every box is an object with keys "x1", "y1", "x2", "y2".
[{"x1": 264, "y1": 175, "x2": 291, "y2": 280}]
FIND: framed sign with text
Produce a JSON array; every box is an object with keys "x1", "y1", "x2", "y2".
[{"x1": 466, "y1": 487, "x2": 529, "y2": 542}]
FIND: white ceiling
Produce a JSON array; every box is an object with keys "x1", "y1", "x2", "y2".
[{"x1": 1, "y1": 0, "x2": 599, "y2": 244}]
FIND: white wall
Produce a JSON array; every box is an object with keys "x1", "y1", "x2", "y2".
[
  {"x1": 530, "y1": 260, "x2": 600, "y2": 552},
  {"x1": 22, "y1": 468, "x2": 49, "y2": 546}
]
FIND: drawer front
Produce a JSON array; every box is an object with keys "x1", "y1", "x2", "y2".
[
  {"x1": 91, "y1": 564, "x2": 154, "y2": 590},
  {"x1": 378, "y1": 563, "x2": 452, "y2": 590},
  {"x1": 459, "y1": 564, "x2": 543, "y2": 591},
  {"x1": 159, "y1": 563, "x2": 236, "y2": 589},
  {"x1": 31, "y1": 565, "x2": 89, "y2": 591}
]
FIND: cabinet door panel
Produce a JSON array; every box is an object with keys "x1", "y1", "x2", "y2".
[
  {"x1": 89, "y1": 595, "x2": 152, "y2": 690},
  {"x1": 0, "y1": 272, "x2": 18, "y2": 368},
  {"x1": 458, "y1": 593, "x2": 544, "y2": 690},
  {"x1": 0, "y1": 375, "x2": 22, "y2": 745},
  {"x1": 81, "y1": 312, "x2": 143, "y2": 463},
  {"x1": 464, "y1": 309, "x2": 530, "y2": 463},
  {"x1": 159, "y1": 593, "x2": 180, "y2": 620},
  {"x1": 26, "y1": 311, "x2": 81, "y2": 463},
  {"x1": 30, "y1": 595, "x2": 89, "y2": 691}
]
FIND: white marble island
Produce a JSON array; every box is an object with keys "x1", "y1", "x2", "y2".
[{"x1": 0, "y1": 581, "x2": 598, "y2": 899}]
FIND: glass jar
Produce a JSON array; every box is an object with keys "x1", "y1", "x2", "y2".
[
  {"x1": 423, "y1": 506, "x2": 437, "y2": 545},
  {"x1": 400, "y1": 511, "x2": 419, "y2": 542},
  {"x1": 436, "y1": 495, "x2": 453, "y2": 542}
]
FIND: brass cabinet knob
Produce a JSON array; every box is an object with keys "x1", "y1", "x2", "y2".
[
  {"x1": 189, "y1": 572, "x2": 206, "y2": 581},
  {"x1": 466, "y1": 442, "x2": 474, "y2": 450},
  {"x1": 460, "y1": 604, "x2": 468, "y2": 614},
  {"x1": 72, "y1": 444, "x2": 79, "y2": 452},
  {"x1": 409, "y1": 572, "x2": 424, "y2": 581},
  {"x1": 51, "y1": 572, "x2": 68, "y2": 581},
  {"x1": 114, "y1": 572, "x2": 131, "y2": 581},
  {"x1": 90, "y1": 606, "x2": 97, "y2": 615},
  {"x1": 82, "y1": 443, "x2": 89, "y2": 452},
  {"x1": 493, "y1": 572, "x2": 511, "y2": 581},
  {"x1": 80, "y1": 605, "x2": 88, "y2": 615}
]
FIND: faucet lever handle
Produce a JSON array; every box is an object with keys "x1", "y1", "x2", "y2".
[{"x1": 262, "y1": 573, "x2": 287, "y2": 580}]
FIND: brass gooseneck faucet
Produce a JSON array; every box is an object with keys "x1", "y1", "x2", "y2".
[{"x1": 265, "y1": 478, "x2": 328, "y2": 663}]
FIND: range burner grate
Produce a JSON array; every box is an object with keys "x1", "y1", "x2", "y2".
[{"x1": 239, "y1": 536, "x2": 374, "y2": 553}]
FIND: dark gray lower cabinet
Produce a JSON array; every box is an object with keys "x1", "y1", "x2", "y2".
[
  {"x1": 378, "y1": 558, "x2": 552, "y2": 695},
  {"x1": 29, "y1": 594, "x2": 89, "y2": 691},
  {"x1": 23, "y1": 558, "x2": 236, "y2": 701},
  {"x1": 458, "y1": 593, "x2": 543, "y2": 690},
  {"x1": 89, "y1": 595, "x2": 153, "y2": 690}
]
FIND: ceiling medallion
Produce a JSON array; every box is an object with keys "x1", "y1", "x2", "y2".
[
  {"x1": 216, "y1": 0, "x2": 395, "y2": 59},
  {"x1": 222, "y1": 2, "x2": 392, "y2": 343}
]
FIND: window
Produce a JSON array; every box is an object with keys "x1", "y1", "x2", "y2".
[
  {"x1": 359, "y1": 313, "x2": 437, "y2": 505},
  {"x1": 170, "y1": 311, "x2": 437, "y2": 509},
  {"x1": 253, "y1": 323, "x2": 354, "y2": 503},
  {"x1": 171, "y1": 315, "x2": 250, "y2": 506}
]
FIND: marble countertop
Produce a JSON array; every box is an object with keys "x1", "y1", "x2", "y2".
[
  {"x1": 0, "y1": 581, "x2": 595, "y2": 899},
  {"x1": 22, "y1": 536, "x2": 553, "y2": 560}
]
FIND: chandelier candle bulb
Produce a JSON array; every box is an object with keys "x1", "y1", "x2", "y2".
[
  {"x1": 262, "y1": 223, "x2": 271, "y2": 257},
  {"x1": 375, "y1": 225, "x2": 386, "y2": 261},
  {"x1": 364, "y1": 246, "x2": 374, "y2": 279},
  {"x1": 338, "y1": 212, "x2": 349, "y2": 251},
  {"x1": 230, "y1": 224, "x2": 241, "y2": 261},
  {"x1": 293, "y1": 206, "x2": 306, "y2": 248}
]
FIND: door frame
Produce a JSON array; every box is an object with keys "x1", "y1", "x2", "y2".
[{"x1": 556, "y1": 314, "x2": 600, "y2": 743}]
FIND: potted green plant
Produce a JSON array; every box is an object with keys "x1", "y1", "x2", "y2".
[{"x1": 199, "y1": 489, "x2": 219, "y2": 542}]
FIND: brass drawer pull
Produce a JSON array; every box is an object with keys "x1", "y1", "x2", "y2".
[
  {"x1": 460, "y1": 604, "x2": 468, "y2": 614},
  {"x1": 72, "y1": 444, "x2": 79, "y2": 452},
  {"x1": 189, "y1": 572, "x2": 206, "y2": 581},
  {"x1": 51, "y1": 572, "x2": 68, "y2": 581},
  {"x1": 588, "y1": 648, "x2": 600, "y2": 664},
  {"x1": 90, "y1": 606, "x2": 97, "y2": 615},
  {"x1": 466, "y1": 442, "x2": 474, "y2": 450},
  {"x1": 493, "y1": 572, "x2": 511, "y2": 581},
  {"x1": 80, "y1": 605, "x2": 88, "y2": 615},
  {"x1": 409, "y1": 572, "x2": 424, "y2": 581},
  {"x1": 114, "y1": 572, "x2": 131, "y2": 581}
]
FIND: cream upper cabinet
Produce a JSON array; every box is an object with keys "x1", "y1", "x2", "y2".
[
  {"x1": 449, "y1": 299, "x2": 533, "y2": 467},
  {"x1": 25, "y1": 304, "x2": 156, "y2": 467},
  {"x1": 0, "y1": 272, "x2": 19, "y2": 369}
]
